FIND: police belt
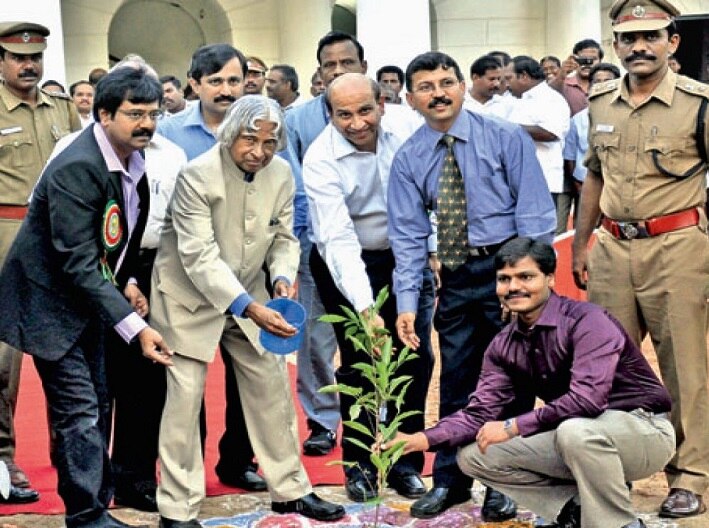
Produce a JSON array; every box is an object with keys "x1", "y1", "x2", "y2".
[
  {"x1": 601, "y1": 207, "x2": 700, "y2": 240},
  {"x1": 0, "y1": 205, "x2": 28, "y2": 220}
]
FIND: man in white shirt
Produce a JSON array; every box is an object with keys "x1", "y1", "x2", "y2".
[
  {"x1": 69, "y1": 80, "x2": 95, "y2": 128},
  {"x1": 505, "y1": 56, "x2": 570, "y2": 235},
  {"x1": 463, "y1": 55, "x2": 514, "y2": 120},
  {"x1": 265, "y1": 64, "x2": 304, "y2": 111},
  {"x1": 303, "y1": 73, "x2": 435, "y2": 504}
]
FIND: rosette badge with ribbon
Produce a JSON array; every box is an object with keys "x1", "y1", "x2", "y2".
[{"x1": 100, "y1": 200, "x2": 123, "y2": 284}]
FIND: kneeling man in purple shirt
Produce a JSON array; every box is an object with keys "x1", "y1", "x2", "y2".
[{"x1": 388, "y1": 237, "x2": 674, "y2": 528}]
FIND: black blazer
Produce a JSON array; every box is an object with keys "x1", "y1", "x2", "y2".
[{"x1": 0, "y1": 126, "x2": 149, "y2": 360}]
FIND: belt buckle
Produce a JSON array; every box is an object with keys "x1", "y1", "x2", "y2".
[
  {"x1": 619, "y1": 222, "x2": 639, "y2": 240},
  {"x1": 469, "y1": 247, "x2": 481, "y2": 257}
]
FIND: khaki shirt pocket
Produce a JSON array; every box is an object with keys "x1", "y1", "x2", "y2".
[
  {"x1": 644, "y1": 136, "x2": 701, "y2": 179},
  {"x1": 591, "y1": 132, "x2": 621, "y2": 176},
  {"x1": 0, "y1": 132, "x2": 35, "y2": 170}
]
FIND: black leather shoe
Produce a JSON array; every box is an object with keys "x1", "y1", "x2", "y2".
[
  {"x1": 272, "y1": 492, "x2": 346, "y2": 521},
  {"x1": 660, "y1": 488, "x2": 707, "y2": 518},
  {"x1": 388, "y1": 471, "x2": 427, "y2": 499},
  {"x1": 481, "y1": 487, "x2": 517, "y2": 521},
  {"x1": 622, "y1": 519, "x2": 646, "y2": 528},
  {"x1": 113, "y1": 480, "x2": 158, "y2": 512},
  {"x1": 410, "y1": 487, "x2": 471, "y2": 519},
  {"x1": 216, "y1": 467, "x2": 267, "y2": 491},
  {"x1": 303, "y1": 424, "x2": 336, "y2": 456},
  {"x1": 345, "y1": 469, "x2": 378, "y2": 502},
  {"x1": 158, "y1": 516, "x2": 202, "y2": 528},
  {"x1": 556, "y1": 495, "x2": 581, "y2": 528},
  {"x1": 0, "y1": 484, "x2": 40, "y2": 504}
]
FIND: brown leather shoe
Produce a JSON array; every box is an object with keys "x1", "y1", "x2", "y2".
[
  {"x1": 659, "y1": 488, "x2": 707, "y2": 518},
  {"x1": 4, "y1": 460, "x2": 30, "y2": 488}
]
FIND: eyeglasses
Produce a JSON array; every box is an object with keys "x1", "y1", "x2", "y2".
[
  {"x1": 413, "y1": 78, "x2": 459, "y2": 94},
  {"x1": 117, "y1": 109, "x2": 164, "y2": 122}
]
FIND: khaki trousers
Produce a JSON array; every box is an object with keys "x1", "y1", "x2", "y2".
[
  {"x1": 157, "y1": 318, "x2": 311, "y2": 521},
  {"x1": 589, "y1": 226, "x2": 709, "y2": 493},
  {"x1": 0, "y1": 219, "x2": 23, "y2": 461},
  {"x1": 457, "y1": 410, "x2": 675, "y2": 528}
]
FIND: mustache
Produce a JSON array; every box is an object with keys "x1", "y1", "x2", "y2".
[
  {"x1": 504, "y1": 292, "x2": 529, "y2": 300},
  {"x1": 214, "y1": 95, "x2": 236, "y2": 104},
  {"x1": 19, "y1": 70, "x2": 38, "y2": 78},
  {"x1": 132, "y1": 128, "x2": 154, "y2": 138},
  {"x1": 624, "y1": 53, "x2": 657, "y2": 64},
  {"x1": 428, "y1": 96, "x2": 453, "y2": 108}
]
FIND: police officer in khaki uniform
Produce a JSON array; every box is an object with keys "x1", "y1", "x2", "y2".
[
  {"x1": 573, "y1": 0, "x2": 709, "y2": 519},
  {"x1": 0, "y1": 21, "x2": 81, "y2": 503}
]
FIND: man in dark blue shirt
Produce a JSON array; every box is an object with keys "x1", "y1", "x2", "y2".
[
  {"x1": 387, "y1": 238, "x2": 674, "y2": 528},
  {"x1": 388, "y1": 51, "x2": 556, "y2": 520}
]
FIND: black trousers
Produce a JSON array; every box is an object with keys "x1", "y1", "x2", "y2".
[
  {"x1": 310, "y1": 246, "x2": 435, "y2": 476},
  {"x1": 106, "y1": 248, "x2": 165, "y2": 486},
  {"x1": 35, "y1": 323, "x2": 112, "y2": 528}
]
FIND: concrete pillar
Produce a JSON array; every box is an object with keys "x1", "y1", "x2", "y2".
[
  {"x1": 278, "y1": 0, "x2": 332, "y2": 98},
  {"x1": 0, "y1": 0, "x2": 68, "y2": 87},
  {"x1": 357, "y1": 0, "x2": 431, "y2": 79},
  {"x1": 545, "y1": 0, "x2": 602, "y2": 60}
]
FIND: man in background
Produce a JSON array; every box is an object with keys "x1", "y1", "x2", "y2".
[{"x1": 70, "y1": 79, "x2": 95, "y2": 128}]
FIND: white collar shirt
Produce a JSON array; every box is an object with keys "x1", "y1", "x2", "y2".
[
  {"x1": 303, "y1": 121, "x2": 404, "y2": 312},
  {"x1": 510, "y1": 81, "x2": 570, "y2": 192}
]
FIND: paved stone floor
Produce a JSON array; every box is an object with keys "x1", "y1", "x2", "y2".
[{"x1": 2, "y1": 337, "x2": 707, "y2": 527}]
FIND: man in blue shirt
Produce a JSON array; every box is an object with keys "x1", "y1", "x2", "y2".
[
  {"x1": 157, "y1": 43, "x2": 265, "y2": 493},
  {"x1": 284, "y1": 31, "x2": 369, "y2": 456},
  {"x1": 388, "y1": 51, "x2": 556, "y2": 520}
]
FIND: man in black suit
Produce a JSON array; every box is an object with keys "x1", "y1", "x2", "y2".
[{"x1": 0, "y1": 66, "x2": 173, "y2": 528}]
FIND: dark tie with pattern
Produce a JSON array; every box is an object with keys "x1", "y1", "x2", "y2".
[{"x1": 437, "y1": 134, "x2": 468, "y2": 270}]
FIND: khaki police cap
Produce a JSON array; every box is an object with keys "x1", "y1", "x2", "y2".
[
  {"x1": 0, "y1": 22, "x2": 49, "y2": 54},
  {"x1": 247, "y1": 59, "x2": 267, "y2": 74},
  {"x1": 609, "y1": 0, "x2": 680, "y2": 32}
]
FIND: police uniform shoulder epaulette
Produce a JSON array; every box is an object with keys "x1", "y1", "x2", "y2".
[
  {"x1": 42, "y1": 89, "x2": 72, "y2": 100},
  {"x1": 588, "y1": 78, "x2": 619, "y2": 99},
  {"x1": 675, "y1": 75, "x2": 709, "y2": 100}
]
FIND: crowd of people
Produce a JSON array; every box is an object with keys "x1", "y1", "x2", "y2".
[{"x1": 0, "y1": 0, "x2": 707, "y2": 527}]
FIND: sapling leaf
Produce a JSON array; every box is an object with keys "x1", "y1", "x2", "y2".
[
  {"x1": 319, "y1": 314, "x2": 348, "y2": 323},
  {"x1": 343, "y1": 420, "x2": 374, "y2": 438},
  {"x1": 345, "y1": 436, "x2": 375, "y2": 453}
]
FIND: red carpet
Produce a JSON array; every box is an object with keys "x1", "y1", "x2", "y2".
[{"x1": 2, "y1": 354, "x2": 433, "y2": 516}]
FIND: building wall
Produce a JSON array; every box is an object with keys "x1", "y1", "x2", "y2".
[{"x1": 2, "y1": 1, "x2": 707, "y2": 94}]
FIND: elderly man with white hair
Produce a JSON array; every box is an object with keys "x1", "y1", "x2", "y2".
[{"x1": 149, "y1": 95, "x2": 345, "y2": 528}]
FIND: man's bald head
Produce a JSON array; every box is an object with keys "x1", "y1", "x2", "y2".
[{"x1": 325, "y1": 73, "x2": 383, "y2": 153}]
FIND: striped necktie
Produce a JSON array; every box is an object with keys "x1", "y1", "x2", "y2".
[{"x1": 437, "y1": 134, "x2": 468, "y2": 270}]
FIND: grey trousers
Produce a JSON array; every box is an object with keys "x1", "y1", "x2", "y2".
[
  {"x1": 457, "y1": 410, "x2": 675, "y2": 528},
  {"x1": 295, "y1": 234, "x2": 340, "y2": 432}
]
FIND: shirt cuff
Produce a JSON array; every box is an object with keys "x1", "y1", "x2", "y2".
[
  {"x1": 114, "y1": 312, "x2": 148, "y2": 344},
  {"x1": 229, "y1": 293, "x2": 254, "y2": 318},
  {"x1": 422, "y1": 425, "x2": 447, "y2": 450},
  {"x1": 514, "y1": 410, "x2": 540, "y2": 437},
  {"x1": 127, "y1": 277, "x2": 138, "y2": 285},
  {"x1": 272, "y1": 276, "x2": 291, "y2": 288},
  {"x1": 397, "y1": 291, "x2": 420, "y2": 314}
]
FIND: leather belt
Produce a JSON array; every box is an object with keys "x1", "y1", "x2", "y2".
[
  {"x1": 468, "y1": 239, "x2": 509, "y2": 258},
  {"x1": 601, "y1": 207, "x2": 700, "y2": 240},
  {"x1": 0, "y1": 205, "x2": 28, "y2": 220}
]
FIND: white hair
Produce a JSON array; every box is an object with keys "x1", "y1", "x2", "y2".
[{"x1": 217, "y1": 95, "x2": 286, "y2": 150}]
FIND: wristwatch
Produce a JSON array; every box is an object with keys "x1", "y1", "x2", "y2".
[{"x1": 503, "y1": 418, "x2": 515, "y2": 438}]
